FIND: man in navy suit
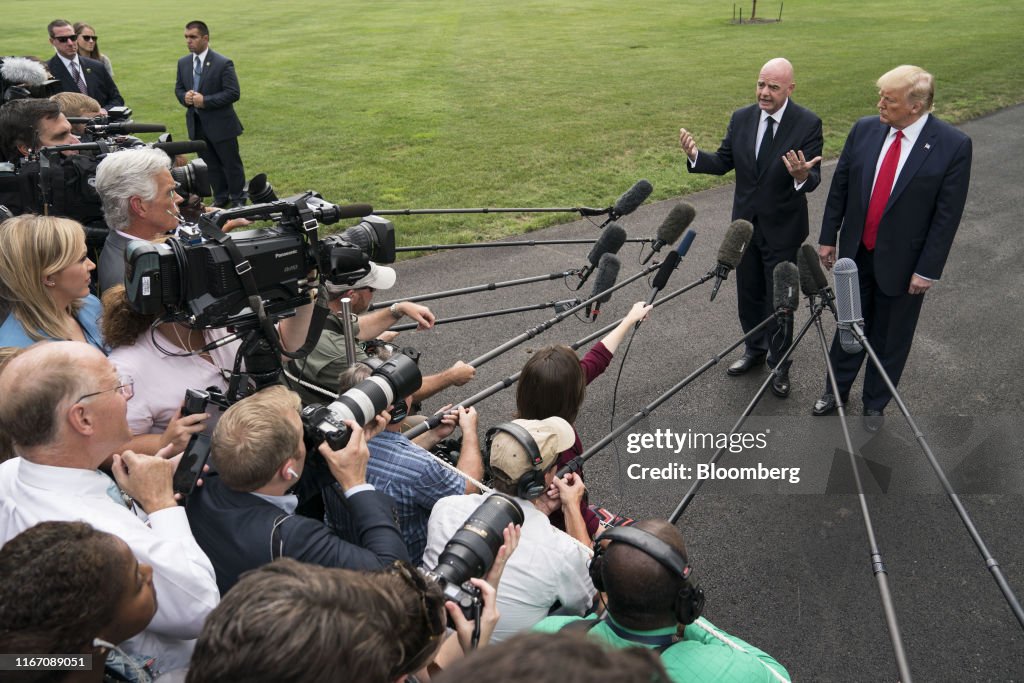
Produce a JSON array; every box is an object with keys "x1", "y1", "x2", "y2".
[
  {"x1": 175, "y1": 20, "x2": 246, "y2": 208},
  {"x1": 815, "y1": 65, "x2": 972, "y2": 431},
  {"x1": 680, "y1": 58, "x2": 823, "y2": 398},
  {"x1": 46, "y1": 19, "x2": 124, "y2": 113}
]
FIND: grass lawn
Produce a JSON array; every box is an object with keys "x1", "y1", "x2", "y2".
[{"x1": 7, "y1": 0, "x2": 1024, "y2": 247}]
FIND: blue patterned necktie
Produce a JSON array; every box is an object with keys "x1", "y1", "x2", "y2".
[{"x1": 193, "y1": 55, "x2": 203, "y2": 90}]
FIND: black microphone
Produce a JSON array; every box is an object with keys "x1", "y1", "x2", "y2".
[
  {"x1": 641, "y1": 203, "x2": 696, "y2": 264},
  {"x1": 772, "y1": 261, "x2": 799, "y2": 366},
  {"x1": 708, "y1": 219, "x2": 754, "y2": 301},
  {"x1": 586, "y1": 253, "x2": 621, "y2": 320},
  {"x1": 151, "y1": 140, "x2": 207, "y2": 157},
  {"x1": 577, "y1": 223, "x2": 627, "y2": 287},
  {"x1": 796, "y1": 243, "x2": 824, "y2": 296},
  {"x1": 93, "y1": 122, "x2": 167, "y2": 134},
  {"x1": 644, "y1": 229, "x2": 697, "y2": 306},
  {"x1": 833, "y1": 257, "x2": 864, "y2": 354},
  {"x1": 610, "y1": 179, "x2": 653, "y2": 219}
]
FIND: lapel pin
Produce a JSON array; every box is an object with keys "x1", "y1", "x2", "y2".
[{"x1": 924, "y1": 143, "x2": 931, "y2": 150}]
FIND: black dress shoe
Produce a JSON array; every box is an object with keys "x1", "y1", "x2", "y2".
[
  {"x1": 863, "y1": 409, "x2": 885, "y2": 433},
  {"x1": 769, "y1": 368, "x2": 791, "y2": 398},
  {"x1": 727, "y1": 353, "x2": 767, "y2": 376},
  {"x1": 812, "y1": 392, "x2": 841, "y2": 416}
]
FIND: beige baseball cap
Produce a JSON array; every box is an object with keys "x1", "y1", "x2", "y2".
[
  {"x1": 325, "y1": 262, "x2": 397, "y2": 297},
  {"x1": 489, "y1": 417, "x2": 576, "y2": 481}
]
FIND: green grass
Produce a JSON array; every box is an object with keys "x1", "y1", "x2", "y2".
[{"x1": 8, "y1": 1, "x2": 1024, "y2": 248}]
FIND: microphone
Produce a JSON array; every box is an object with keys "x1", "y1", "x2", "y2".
[
  {"x1": 610, "y1": 179, "x2": 653, "y2": 219},
  {"x1": 644, "y1": 229, "x2": 697, "y2": 306},
  {"x1": 577, "y1": 223, "x2": 627, "y2": 287},
  {"x1": 586, "y1": 253, "x2": 621, "y2": 320},
  {"x1": 708, "y1": 219, "x2": 754, "y2": 301},
  {"x1": 92, "y1": 122, "x2": 168, "y2": 134},
  {"x1": 833, "y1": 257, "x2": 864, "y2": 354},
  {"x1": 151, "y1": 140, "x2": 207, "y2": 156},
  {"x1": 1, "y1": 57, "x2": 49, "y2": 86},
  {"x1": 641, "y1": 203, "x2": 696, "y2": 264},
  {"x1": 772, "y1": 261, "x2": 799, "y2": 361},
  {"x1": 796, "y1": 243, "x2": 825, "y2": 296}
]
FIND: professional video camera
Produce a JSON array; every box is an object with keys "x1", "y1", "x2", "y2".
[
  {"x1": 301, "y1": 353, "x2": 422, "y2": 452},
  {"x1": 124, "y1": 190, "x2": 395, "y2": 329},
  {"x1": 420, "y1": 493, "x2": 525, "y2": 619}
]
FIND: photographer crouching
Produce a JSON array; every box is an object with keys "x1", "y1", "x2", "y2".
[{"x1": 184, "y1": 385, "x2": 409, "y2": 594}]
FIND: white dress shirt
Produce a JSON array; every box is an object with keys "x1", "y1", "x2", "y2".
[
  {"x1": 0, "y1": 458, "x2": 219, "y2": 671},
  {"x1": 422, "y1": 492, "x2": 595, "y2": 642}
]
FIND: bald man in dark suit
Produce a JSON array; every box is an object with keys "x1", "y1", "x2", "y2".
[
  {"x1": 680, "y1": 58, "x2": 823, "y2": 398},
  {"x1": 815, "y1": 65, "x2": 972, "y2": 432}
]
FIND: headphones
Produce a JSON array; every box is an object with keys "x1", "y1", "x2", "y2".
[
  {"x1": 485, "y1": 421, "x2": 547, "y2": 500},
  {"x1": 358, "y1": 358, "x2": 407, "y2": 424},
  {"x1": 590, "y1": 526, "x2": 705, "y2": 626}
]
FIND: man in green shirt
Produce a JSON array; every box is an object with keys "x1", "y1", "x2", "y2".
[
  {"x1": 534, "y1": 519, "x2": 790, "y2": 683},
  {"x1": 288, "y1": 261, "x2": 475, "y2": 405}
]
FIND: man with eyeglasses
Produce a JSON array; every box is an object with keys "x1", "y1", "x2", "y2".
[
  {"x1": 45, "y1": 18, "x2": 123, "y2": 114},
  {"x1": 287, "y1": 262, "x2": 478, "y2": 408},
  {"x1": 0, "y1": 340, "x2": 220, "y2": 673},
  {"x1": 175, "y1": 20, "x2": 246, "y2": 209}
]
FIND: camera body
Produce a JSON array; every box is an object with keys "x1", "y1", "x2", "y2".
[
  {"x1": 420, "y1": 493, "x2": 525, "y2": 619},
  {"x1": 124, "y1": 191, "x2": 396, "y2": 329},
  {"x1": 301, "y1": 353, "x2": 422, "y2": 453}
]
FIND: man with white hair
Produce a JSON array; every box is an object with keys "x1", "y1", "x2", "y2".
[
  {"x1": 0, "y1": 341, "x2": 219, "y2": 671},
  {"x1": 95, "y1": 147, "x2": 183, "y2": 292}
]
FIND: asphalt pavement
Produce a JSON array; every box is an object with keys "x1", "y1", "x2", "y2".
[{"x1": 378, "y1": 104, "x2": 1024, "y2": 681}]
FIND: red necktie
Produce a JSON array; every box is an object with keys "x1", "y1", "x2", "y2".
[{"x1": 862, "y1": 130, "x2": 903, "y2": 251}]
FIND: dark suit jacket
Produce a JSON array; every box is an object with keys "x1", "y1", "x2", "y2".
[
  {"x1": 186, "y1": 473, "x2": 409, "y2": 594},
  {"x1": 47, "y1": 55, "x2": 124, "y2": 110},
  {"x1": 174, "y1": 50, "x2": 244, "y2": 143},
  {"x1": 97, "y1": 229, "x2": 130, "y2": 294},
  {"x1": 819, "y1": 114, "x2": 972, "y2": 296},
  {"x1": 689, "y1": 101, "x2": 823, "y2": 250}
]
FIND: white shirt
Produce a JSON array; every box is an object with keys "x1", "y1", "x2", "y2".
[
  {"x1": 57, "y1": 53, "x2": 85, "y2": 76},
  {"x1": 422, "y1": 493, "x2": 595, "y2": 642},
  {"x1": 109, "y1": 329, "x2": 241, "y2": 437},
  {"x1": 0, "y1": 458, "x2": 219, "y2": 671},
  {"x1": 755, "y1": 98, "x2": 789, "y2": 159},
  {"x1": 871, "y1": 113, "x2": 930, "y2": 191}
]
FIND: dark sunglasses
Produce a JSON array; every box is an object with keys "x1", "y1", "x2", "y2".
[
  {"x1": 80, "y1": 35, "x2": 98, "y2": 42},
  {"x1": 52, "y1": 35, "x2": 78, "y2": 43}
]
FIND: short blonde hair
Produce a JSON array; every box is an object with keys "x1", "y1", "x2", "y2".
[
  {"x1": 0, "y1": 215, "x2": 87, "y2": 342},
  {"x1": 212, "y1": 385, "x2": 303, "y2": 491},
  {"x1": 50, "y1": 92, "x2": 101, "y2": 118},
  {"x1": 877, "y1": 65, "x2": 934, "y2": 112}
]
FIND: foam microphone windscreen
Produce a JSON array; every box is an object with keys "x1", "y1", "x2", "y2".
[
  {"x1": 1, "y1": 57, "x2": 49, "y2": 86},
  {"x1": 151, "y1": 140, "x2": 207, "y2": 156},
  {"x1": 717, "y1": 220, "x2": 754, "y2": 269},
  {"x1": 587, "y1": 223, "x2": 627, "y2": 266},
  {"x1": 797, "y1": 244, "x2": 821, "y2": 296},
  {"x1": 772, "y1": 262, "x2": 800, "y2": 311},
  {"x1": 612, "y1": 179, "x2": 653, "y2": 217},
  {"x1": 658, "y1": 203, "x2": 697, "y2": 245},
  {"x1": 591, "y1": 253, "x2": 621, "y2": 304}
]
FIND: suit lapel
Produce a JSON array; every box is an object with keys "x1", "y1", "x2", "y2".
[
  {"x1": 859, "y1": 122, "x2": 889, "y2": 211},
  {"x1": 886, "y1": 117, "x2": 936, "y2": 210}
]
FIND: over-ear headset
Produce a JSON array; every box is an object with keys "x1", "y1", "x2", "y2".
[
  {"x1": 590, "y1": 526, "x2": 705, "y2": 626},
  {"x1": 485, "y1": 421, "x2": 547, "y2": 500}
]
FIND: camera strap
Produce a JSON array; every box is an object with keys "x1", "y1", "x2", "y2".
[{"x1": 196, "y1": 216, "x2": 282, "y2": 353}]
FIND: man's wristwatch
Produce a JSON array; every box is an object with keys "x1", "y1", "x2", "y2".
[{"x1": 389, "y1": 303, "x2": 403, "y2": 319}]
